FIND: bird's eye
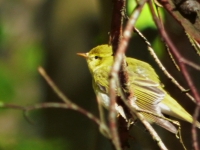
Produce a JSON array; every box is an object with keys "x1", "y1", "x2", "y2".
[{"x1": 94, "y1": 56, "x2": 99, "y2": 59}]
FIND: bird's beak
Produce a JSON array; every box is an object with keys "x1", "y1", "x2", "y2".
[{"x1": 77, "y1": 53, "x2": 88, "y2": 58}]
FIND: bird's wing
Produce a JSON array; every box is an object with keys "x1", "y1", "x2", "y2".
[
  {"x1": 93, "y1": 66, "x2": 177, "y2": 133},
  {"x1": 131, "y1": 77, "x2": 177, "y2": 133}
]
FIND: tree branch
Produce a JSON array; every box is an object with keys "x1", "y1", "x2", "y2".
[{"x1": 109, "y1": 0, "x2": 168, "y2": 149}]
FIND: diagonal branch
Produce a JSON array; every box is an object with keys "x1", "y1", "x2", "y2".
[
  {"x1": 37, "y1": 66, "x2": 110, "y2": 138},
  {"x1": 192, "y1": 105, "x2": 200, "y2": 150},
  {"x1": 110, "y1": 0, "x2": 168, "y2": 149}
]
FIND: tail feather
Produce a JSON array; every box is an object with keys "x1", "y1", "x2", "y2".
[{"x1": 160, "y1": 94, "x2": 200, "y2": 129}]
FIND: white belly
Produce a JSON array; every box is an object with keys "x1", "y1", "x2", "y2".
[{"x1": 97, "y1": 92, "x2": 128, "y2": 121}]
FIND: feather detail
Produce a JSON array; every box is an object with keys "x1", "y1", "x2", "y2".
[
  {"x1": 161, "y1": 94, "x2": 200, "y2": 129},
  {"x1": 131, "y1": 81, "x2": 178, "y2": 133}
]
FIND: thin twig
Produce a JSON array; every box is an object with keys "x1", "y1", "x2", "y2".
[
  {"x1": 133, "y1": 27, "x2": 195, "y2": 102},
  {"x1": 38, "y1": 66, "x2": 110, "y2": 138},
  {"x1": 180, "y1": 58, "x2": 200, "y2": 71},
  {"x1": 165, "y1": 44, "x2": 180, "y2": 71},
  {"x1": 192, "y1": 105, "x2": 200, "y2": 150},
  {"x1": 156, "y1": 6, "x2": 180, "y2": 71},
  {"x1": 25, "y1": 102, "x2": 101, "y2": 125},
  {"x1": 0, "y1": 103, "x2": 25, "y2": 110},
  {"x1": 186, "y1": 32, "x2": 200, "y2": 57},
  {"x1": 0, "y1": 103, "x2": 34, "y2": 124},
  {"x1": 38, "y1": 67, "x2": 70, "y2": 104}
]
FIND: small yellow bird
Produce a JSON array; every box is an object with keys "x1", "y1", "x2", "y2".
[{"x1": 77, "y1": 44, "x2": 200, "y2": 134}]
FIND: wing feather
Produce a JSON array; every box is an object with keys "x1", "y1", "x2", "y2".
[
  {"x1": 131, "y1": 79, "x2": 177, "y2": 133},
  {"x1": 93, "y1": 61, "x2": 177, "y2": 133}
]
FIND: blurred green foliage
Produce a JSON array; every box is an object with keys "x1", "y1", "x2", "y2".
[
  {"x1": 127, "y1": 0, "x2": 164, "y2": 30},
  {"x1": 0, "y1": 23, "x2": 14, "y2": 101},
  {"x1": 0, "y1": 42, "x2": 43, "y2": 102},
  {"x1": 17, "y1": 43, "x2": 44, "y2": 75},
  {"x1": 0, "y1": 137, "x2": 70, "y2": 150},
  {"x1": 0, "y1": 5, "x2": 45, "y2": 149},
  {"x1": 0, "y1": 69, "x2": 14, "y2": 101},
  {"x1": 127, "y1": 0, "x2": 165, "y2": 58}
]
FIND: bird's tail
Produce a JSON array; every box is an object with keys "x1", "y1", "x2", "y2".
[{"x1": 161, "y1": 94, "x2": 200, "y2": 129}]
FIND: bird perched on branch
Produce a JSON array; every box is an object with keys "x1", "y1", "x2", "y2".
[{"x1": 77, "y1": 44, "x2": 200, "y2": 134}]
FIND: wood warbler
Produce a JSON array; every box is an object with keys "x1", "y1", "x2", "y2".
[{"x1": 77, "y1": 44, "x2": 200, "y2": 134}]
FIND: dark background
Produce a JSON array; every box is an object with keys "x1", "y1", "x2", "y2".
[{"x1": 0, "y1": 0, "x2": 199, "y2": 149}]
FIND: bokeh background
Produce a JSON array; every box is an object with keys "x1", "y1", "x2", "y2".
[{"x1": 0, "y1": 0, "x2": 199, "y2": 150}]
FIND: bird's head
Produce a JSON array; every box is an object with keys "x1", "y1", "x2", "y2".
[{"x1": 77, "y1": 44, "x2": 113, "y2": 73}]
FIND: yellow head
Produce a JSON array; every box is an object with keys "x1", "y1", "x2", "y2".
[{"x1": 77, "y1": 45, "x2": 113, "y2": 73}]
